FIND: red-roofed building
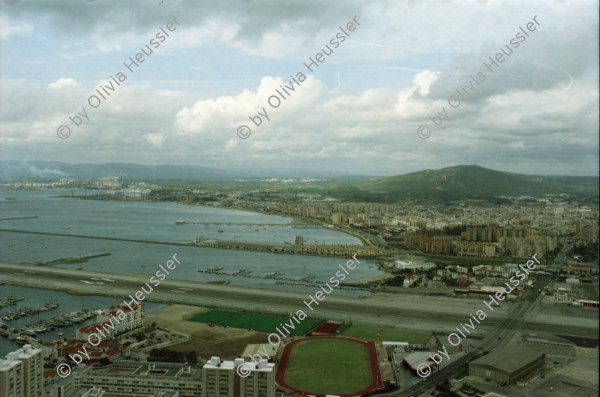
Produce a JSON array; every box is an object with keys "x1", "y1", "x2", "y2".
[
  {"x1": 76, "y1": 321, "x2": 118, "y2": 341},
  {"x1": 95, "y1": 301, "x2": 144, "y2": 335}
]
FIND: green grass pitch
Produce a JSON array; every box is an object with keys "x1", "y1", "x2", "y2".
[
  {"x1": 341, "y1": 326, "x2": 431, "y2": 344},
  {"x1": 221, "y1": 313, "x2": 321, "y2": 336},
  {"x1": 187, "y1": 309, "x2": 238, "y2": 324},
  {"x1": 283, "y1": 338, "x2": 373, "y2": 394},
  {"x1": 187, "y1": 309, "x2": 322, "y2": 336}
]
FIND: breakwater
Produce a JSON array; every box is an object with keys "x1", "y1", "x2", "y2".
[
  {"x1": 0, "y1": 229, "x2": 195, "y2": 247},
  {"x1": 0, "y1": 229, "x2": 392, "y2": 259},
  {"x1": 0, "y1": 216, "x2": 39, "y2": 222}
]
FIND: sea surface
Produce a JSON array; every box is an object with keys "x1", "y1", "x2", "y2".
[{"x1": 0, "y1": 189, "x2": 384, "y2": 355}]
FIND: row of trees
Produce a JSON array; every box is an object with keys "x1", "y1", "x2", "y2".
[{"x1": 149, "y1": 348, "x2": 197, "y2": 363}]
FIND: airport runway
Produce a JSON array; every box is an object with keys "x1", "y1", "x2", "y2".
[{"x1": 0, "y1": 263, "x2": 597, "y2": 338}]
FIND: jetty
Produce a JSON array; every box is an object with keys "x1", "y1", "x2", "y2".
[{"x1": 0, "y1": 302, "x2": 60, "y2": 321}]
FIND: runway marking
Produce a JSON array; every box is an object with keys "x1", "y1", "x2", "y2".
[
  {"x1": 13, "y1": 272, "x2": 25, "y2": 275},
  {"x1": 23, "y1": 270, "x2": 35, "y2": 274},
  {"x1": 179, "y1": 288, "x2": 193, "y2": 291},
  {"x1": 171, "y1": 290, "x2": 186, "y2": 293}
]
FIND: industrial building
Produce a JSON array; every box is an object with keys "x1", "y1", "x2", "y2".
[{"x1": 468, "y1": 347, "x2": 545, "y2": 386}]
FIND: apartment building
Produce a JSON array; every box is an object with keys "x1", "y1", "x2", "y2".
[
  {"x1": 76, "y1": 301, "x2": 144, "y2": 341},
  {"x1": 455, "y1": 241, "x2": 496, "y2": 258},
  {"x1": 239, "y1": 359, "x2": 275, "y2": 397},
  {"x1": 96, "y1": 301, "x2": 144, "y2": 334},
  {"x1": 202, "y1": 357, "x2": 236, "y2": 397},
  {"x1": 202, "y1": 357, "x2": 275, "y2": 397},
  {"x1": 0, "y1": 356, "x2": 23, "y2": 397},
  {"x1": 0, "y1": 344, "x2": 44, "y2": 397},
  {"x1": 78, "y1": 361, "x2": 201, "y2": 397}
]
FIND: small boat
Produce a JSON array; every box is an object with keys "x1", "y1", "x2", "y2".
[{"x1": 218, "y1": 229, "x2": 224, "y2": 233}]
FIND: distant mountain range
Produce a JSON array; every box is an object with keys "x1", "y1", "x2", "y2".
[
  {"x1": 1, "y1": 162, "x2": 597, "y2": 203},
  {"x1": 326, "y1": 165, "x2": 599, "y2": 203},
  {"x1": 0, "y1": 161, "x2": 357, "y2": 182}
]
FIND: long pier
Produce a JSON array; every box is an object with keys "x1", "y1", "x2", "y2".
[
  {"x1": 0, "y1": 229, "x2": 389, "y2": 258},
  {"x1": 178, "y1": 222, "x2": 320, "y2": 228},
  {"x1": 0, "y1": 216, "x2": 39, "y2": 222},
  {"x1": 0, "y1": 228, "x2": 194, "y2": 247}
]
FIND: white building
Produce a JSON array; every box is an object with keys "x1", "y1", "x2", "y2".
[
  {"x1": 202, "y1": 357, "x2": 275, "y2": 397},
  {"x1": 202, "y1": 357, "x2": 236, "y2": 397},
  {"x1": 393, "y1": 261, "x2": 436, "y2": 271},
  {"x1": 239, "y1": 359, "x2": 275, "y2": 397},
  {"x1": 0, "y1": 344, "x2": 44, "y2": 397},
  {"x1": 0, "y1": 356, "x2": 23, "y2": 397},
  {"x1": 79, "y1": 361, "x2": 200, "y2": 397},
  {"x1": 95, "y1": 301, "x2": 144, "y2": 335}
]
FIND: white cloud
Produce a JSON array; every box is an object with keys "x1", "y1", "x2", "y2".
[{"x1": 48, "y1": 77, "x2": 80, "y2": 90}]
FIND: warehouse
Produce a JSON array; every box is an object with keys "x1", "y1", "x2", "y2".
[{"x1": 468, "y1": 347, "x2": 545, "y2": 386}]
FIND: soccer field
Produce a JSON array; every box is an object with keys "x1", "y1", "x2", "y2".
[
  {"x1": 186, "y1": 309, "x2": 321, "y2": 336},
  {"x1": 282, "y1": 338, "x2": 374, "y2": 395},
  {"x1": 187, "y1": 309, "x2": 238, "y2": 324},
  {"x1": 221, "y1": 313, "x2": 321, "y2": 336},
  {"x1": 341, "y1": 326, "x2": 431, "y2": 344}
]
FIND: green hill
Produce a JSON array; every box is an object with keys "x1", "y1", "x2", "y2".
[{"x1": 325, "y1": 165, "x2": 598, "y2": 203}]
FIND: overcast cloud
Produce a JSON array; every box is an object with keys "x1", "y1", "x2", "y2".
[{"x1": 0, "y1": 0, "x2": 597, "y2": 176}]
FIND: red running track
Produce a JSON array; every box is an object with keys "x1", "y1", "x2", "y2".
[{"x1": 275, "y1": 336, "x2": 383, "y2": 397}]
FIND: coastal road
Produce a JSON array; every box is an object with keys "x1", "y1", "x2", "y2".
[{"x1": 0, "y1": 263, "x2": 597, "y2": 339}]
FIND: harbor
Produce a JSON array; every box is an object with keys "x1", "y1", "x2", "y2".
[
  {"x1": 198, "y1": 266, "x2": 316, "y2": 282},
  {"x1": 0, "y1": 284, "x2": 165, "y2": 357},
  {"x1": 0, "y1": 309, "x2": 95, "y2": 345},
  {"x1": 197, "y1": 267, "x2": 371, "y2": 291},
  {"x1": 0, "y1": 296, "x2": 24, "y2": 308},
  {"x1": 0, "y1": 301, "x2": 59, "y2": 321}
]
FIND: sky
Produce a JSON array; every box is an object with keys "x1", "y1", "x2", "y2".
[{"x1": 0, "y1": 0, "x2": 598, "y2": 177}]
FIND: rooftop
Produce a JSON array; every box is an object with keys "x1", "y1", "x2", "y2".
[
  {"x1": 470, "y1": 347, "x2": 544, "y2": 373},
  {"x1": 91, "y1": 361, "x2": 201, "y2": 380}
]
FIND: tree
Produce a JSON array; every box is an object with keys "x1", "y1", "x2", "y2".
[{"x1": 187, "y1": 351, "x2": 197, "y2": 363}]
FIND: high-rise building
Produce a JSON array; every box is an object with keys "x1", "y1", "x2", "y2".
[
  {"x1": 202, "y1": 357, "x2": 236, "y2": 397},
  {"x1": 0, "y1": 344, "x2": 44, "y2": 397},
  {"x1": 239, "y1": 359, "x2": 275, "y2": 397},
  {"x1": 201, "y1": 357, "x2": 275, "y2": 397},
  {"x1": 0, "y1": 355, "x2": 23, "y2": 397}
]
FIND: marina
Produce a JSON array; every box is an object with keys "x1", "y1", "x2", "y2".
[
  {"x1": 0, "y1": 296, "x2": 24, "y2": 308},
  {"x1": 0, "y1": 301, "x2": 59, "y2": 321},
  {"x1": 198, "y1": 267, "x2": 314, "y2": 282},
  {"x1": 0, "y1": 307, "x2": 95, "y2": 345},
  {"x1": 197, "y1": 267, "x2": 370, "y2": 291},
  {"x1": 0, "y1": 284, "x2": 165, "y2": 356}
]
